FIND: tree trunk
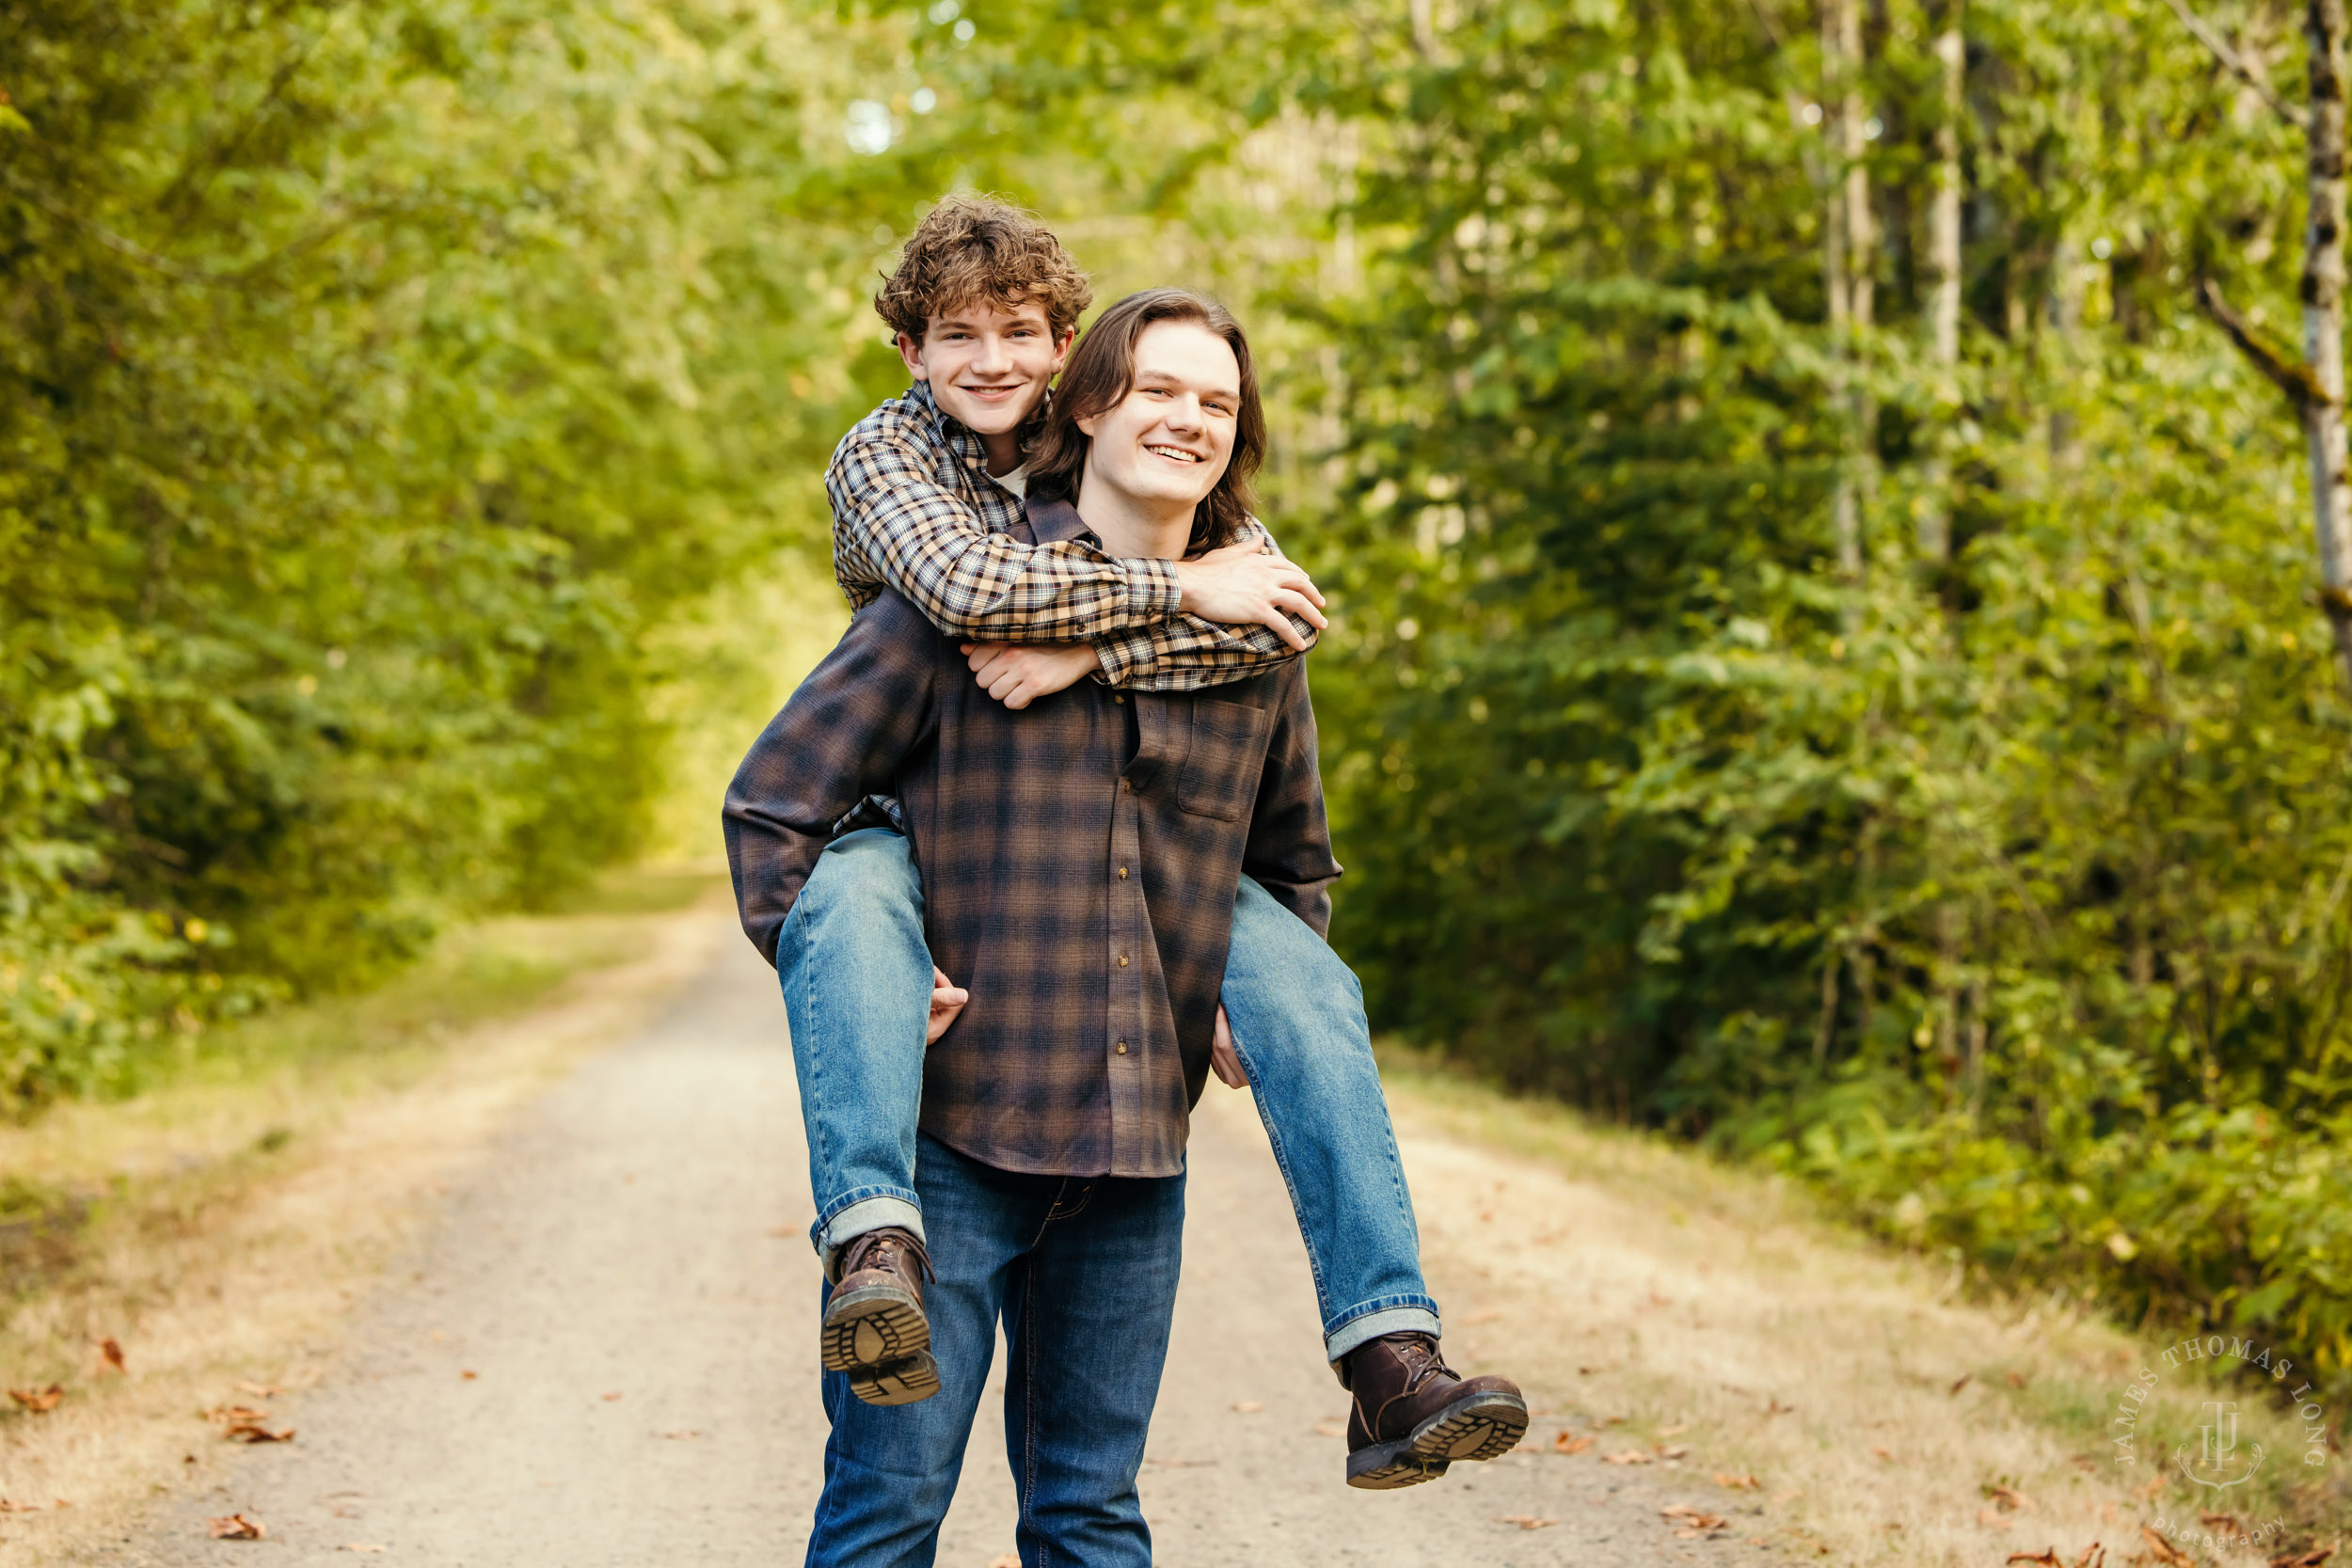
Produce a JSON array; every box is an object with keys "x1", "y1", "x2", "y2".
[
  {"x1": 2303, "y1": 0, "x2": 2352, "y2": 685},
  {"x1": 1919, "y1": 0, "x2": 1963, "y2": 561},
  {"x1": 1823, "y1": 0, "x2": 1873, "y2": 582}
]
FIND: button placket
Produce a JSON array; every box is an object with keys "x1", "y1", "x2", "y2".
[{"x1": 1104, "y1": 762, "x2": 1149, "y2": 1174}]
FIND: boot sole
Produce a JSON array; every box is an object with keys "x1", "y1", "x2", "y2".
[
  {"x1": 1345, "y1": 1389, "x2": 1531, "y2": 1490},
  {"x1": 847, "y1": 1351, "x2": 941, "y2": 1407},
  {"x1": 820, "y1": 1282, "x2": 931, "y2": 1374}
]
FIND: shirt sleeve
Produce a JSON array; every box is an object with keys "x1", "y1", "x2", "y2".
[
  {"x1": 828, "y1": 423, "x2": 1183, "y2": 641},
  {"x1": 1092, "y1": 518, "x2": 1320, "y2": 693},
  {"x1": 723, "y1": 592, "x2": 940, "y2": 966},
  {"x1": 1238, "y1": 660, "x2": 1343, "y2": 938}
]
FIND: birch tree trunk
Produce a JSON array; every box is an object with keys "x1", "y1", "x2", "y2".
[
  {"x1": 2303, "y1": 0, "x2": 2352, "y2": 685},
  {"x1": 1919, "y1": 0, "x2": 1964, "y2": 562},
  {"x1": 1823, "y1": 0, "x2": 1873, "y2": 582}
]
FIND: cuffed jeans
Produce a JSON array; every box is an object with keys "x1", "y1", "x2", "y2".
[
  {"x1": 779, "y1": 826, "x2": 1439, "y2": 1362},
  {"x1": 806, "y1": 1132, "x2": 1184, "y2": 1568}
]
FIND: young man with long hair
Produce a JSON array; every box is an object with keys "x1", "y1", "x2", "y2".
[{"x1": 733, "y1": 199, "x2": 1524, "y2": 1513}]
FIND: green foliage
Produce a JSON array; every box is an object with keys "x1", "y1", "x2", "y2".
[
  {"x1": 0, "y1": 0, "x2": 943, "y2": 1104},
  {"x1": 12, "y1": 0, "x2": 2346, "y2": 1415},
  {"x1": 1289, "y1": 0, "x2": 2352, "y2": 1397}
]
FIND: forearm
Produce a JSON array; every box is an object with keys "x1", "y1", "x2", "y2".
[
  {"x1": 1238, "y1": 665, "x2": 1341, "y2": 936},
  {"x1": 723, "y1": 595, "x2": 935, "y2": 962},
  {"x1": 1092, "y1": 609, "x2": 1315, "y2": 691},
  {"x1": 898, "y1": 524, "x2": 1182, "y2": 642},
  {"x1": 830, "y1": 443, "x2": 1184, "y2": 641}
]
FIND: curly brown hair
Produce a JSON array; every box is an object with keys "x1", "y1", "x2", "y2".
[{"x1": 873, "y1": 196, "x2": 1094, "y2": 342}]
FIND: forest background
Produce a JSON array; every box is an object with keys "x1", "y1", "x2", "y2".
[{"x1": 8, "y1": 0, "x2": 2351, "y2": 1418}]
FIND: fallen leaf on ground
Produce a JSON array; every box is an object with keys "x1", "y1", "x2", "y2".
[
  {"x1": 661, "y1": 1429, "x2": 700, "y2": 1440},
  {"x1": 8, "y1": 1386, "x2": 63, "y2": 1413},
  {"x1": 2201, "y1": 1512, "x2": 2245, "y2": 1534},
  {"x1": 1949, "y1": 1372, "x2": 1973, "y2": 1395},
  {"x1": 0, "y1": 1500, "x2": 39, "y2": 1513},
  {"x1": 1555, "y1": 1433, "x2": 1596, "y2": 1455},
  {"x1": 98, "y1": 1338, "x2": 125, "y2": 1372},
  {"x1": 224, "y1": 1423, "x2": 295, "y2": 1444},
  {"x1": 1313, "y1": 1419, "x2": 1346, "y2": 1438},
  {"x1": 2074, "y1": 1547, "x2": 2107, "y2": 1568},
  {"x1": 2134, "y1": 1474, "x2": 2168, "y2": 1501},
  {"x1": 2004, "y1": 1370, "x2": 2028, "y2": 1388},
  {"x1": 1659, "y1": 1422, "x2": 1689, "y2": 1436},
  {"x1": 1601, "y1": 1450, "x2": 1654, "y2": 1465},
  {"x1": 208, "y1": 1405, "x2": 272, "y2": 1427},
  {"x1": 2005, "y1": 1551, "x2": 2062, "y2": 1567},
  {"x1": 460, "y1": 1370, "x2": 478, "y2": 1381},
  {"x1": 1498, "y1": 1514, "x2": 1557, "y2": 1530},
  {"x1": 209, "y1": 1513, "x2": 266, "y2": 1540},
  {"x1": 1230, "y1": 1401, "x2": 1263, "y2": 1413},
  {"x1": 1765, "y1": 1398, "x2": 1795, "y2": 1416},
  {"x1": 1656, "y1": 1444, "x2": 1691, "y2": 1460},
  {"x1": 1985, "y1": 1485, "x2": 2034, "y2": 1513},
  {"x1": 2141, "y1": 1528, "x2": 2194, "y2": 1568},
  {"x1": 1663, "y1": 1504, "x2": 1727, "y2": 1528},
  {"x1": 1869, "y1": 1445, "x2": 1892, "y2": 1460},
  {"x1": 2271, "y1": 1550, "x2": 2335, "y2": 1568},
  {"x1": 235, "y1": 1381, "x2": 279, "y2": 1398},
  {"x1": 1714, "y1": 1473, "x2": 1759, "y2": 1490},
  {"x1": 601, "y1": 1391, "x2": 623, "y2": 1402}
]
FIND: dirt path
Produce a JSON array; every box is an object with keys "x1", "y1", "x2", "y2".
[{"x1": 119, "y1": 923, "x2": 1708, "y2": 1567}]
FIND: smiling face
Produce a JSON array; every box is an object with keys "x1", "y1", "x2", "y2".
[
  {"x1": 1073, "y1": 319, "x2": 1241, "y2": 521},
  {"x1": 898, "y1": 299, "x2": 1072, "y2": 461}
]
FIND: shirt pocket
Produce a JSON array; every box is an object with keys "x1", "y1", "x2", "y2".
[{"x1": 1176, "y1": 699, "x2": 1273, "y2": 822}]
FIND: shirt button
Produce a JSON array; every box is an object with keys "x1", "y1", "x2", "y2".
[
  {"x1": 1120, "y1": 779, "x2": 1131, "y2": 793},
  {"x1": 1116, "y1": 866, "x2": 1128, "y2": 879},
  {"x1": 1116, "y1": 1041, "x2": 1129, "y2": 1054},
  {"x1": 1114, "y1": 693, "x2": 1126, "y2": 705},
  {"x1": 1117, "y1": 954, "x2": 1130, "y2": 967}
]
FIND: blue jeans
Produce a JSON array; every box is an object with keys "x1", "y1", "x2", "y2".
[
  {"x1": 806, "y1": 1132, "x2": 1184, "y2": 1568},
  {"x1": 780, "y1": 828, "x2": 1439, "y2": 1361}
]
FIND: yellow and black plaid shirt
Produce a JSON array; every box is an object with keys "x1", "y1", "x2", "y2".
[
  {"x1": 824, "y1": 379, "x2": 1315, "y2": 689},
  {"x1": 725, "y1": 498, "x2": 1343, "y2": 1179}
]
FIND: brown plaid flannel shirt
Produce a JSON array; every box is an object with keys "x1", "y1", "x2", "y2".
[
  {"x1": 825, "y1": 379, "x2": 1315, "y2": 690},
  {"x1": 725, "y1": 498, "x2": 1342, "y2": 1179}
]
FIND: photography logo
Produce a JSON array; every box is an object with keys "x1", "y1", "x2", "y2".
[
  {"x1": 2177, "y1": 1399, "x2": 2262, "y2": 1490},
  {"x1": 2110, "y1": 1334, "x2": 2332, "y2": 1489}
]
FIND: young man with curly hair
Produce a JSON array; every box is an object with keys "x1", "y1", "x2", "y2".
[{"x1": 729, "y1": 202, "x2": 1523, "y2": 1538}]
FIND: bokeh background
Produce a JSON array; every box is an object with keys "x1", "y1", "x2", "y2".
[{"x1": 7, "y1": 0, "x2": 2348, "y2": 1403}]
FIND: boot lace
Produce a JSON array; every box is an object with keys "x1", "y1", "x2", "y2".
[{"x1": 841, "y1": 1227, "x2": 935, "y2": 1285}]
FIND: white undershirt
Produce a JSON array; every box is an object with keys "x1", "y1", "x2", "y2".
[{"x1": 989, "y1": 464, "x2": 1028, "y2": 499}]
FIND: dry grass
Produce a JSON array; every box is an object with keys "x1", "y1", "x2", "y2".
[
  {"x1": 0, "y1": 874, "x2": 731, "y2": 1563},
  {"x1": 1384, "y1": 1050, "x2": 2345, "y2": 1568}
]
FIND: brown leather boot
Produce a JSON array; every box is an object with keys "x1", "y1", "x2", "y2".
[
  {"x1": 820, "y1": 1227, "x2": 940, "y2": 1407},
  {"x1": 1340, "y1": 1332, "x2": 1528, "y2": 1489}
]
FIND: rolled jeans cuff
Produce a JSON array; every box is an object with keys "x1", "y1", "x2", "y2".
[
  {"x1": 813, "y1": 1191, "x2": 926, "y2": 1280},
  {"x1": 1323, "y1": 1301, "x2": 1444, "y2": 1367}
]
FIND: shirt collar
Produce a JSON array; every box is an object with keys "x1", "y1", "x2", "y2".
[
  {"x1": 1025, "y1": 496, "x2": 1090, "y2": 545},
  {"x1": 905, "y1": 378, "x2": 989, "y2": 472}
]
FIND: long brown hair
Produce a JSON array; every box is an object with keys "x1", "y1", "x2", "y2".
[{"x1": 1025, "y1": 289, "x2": 1265, "y2": 555}]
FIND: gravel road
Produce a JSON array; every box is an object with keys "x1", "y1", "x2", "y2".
[{"x1": 138, "y1": 923, "x2": 1707, "y2": 1566}]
